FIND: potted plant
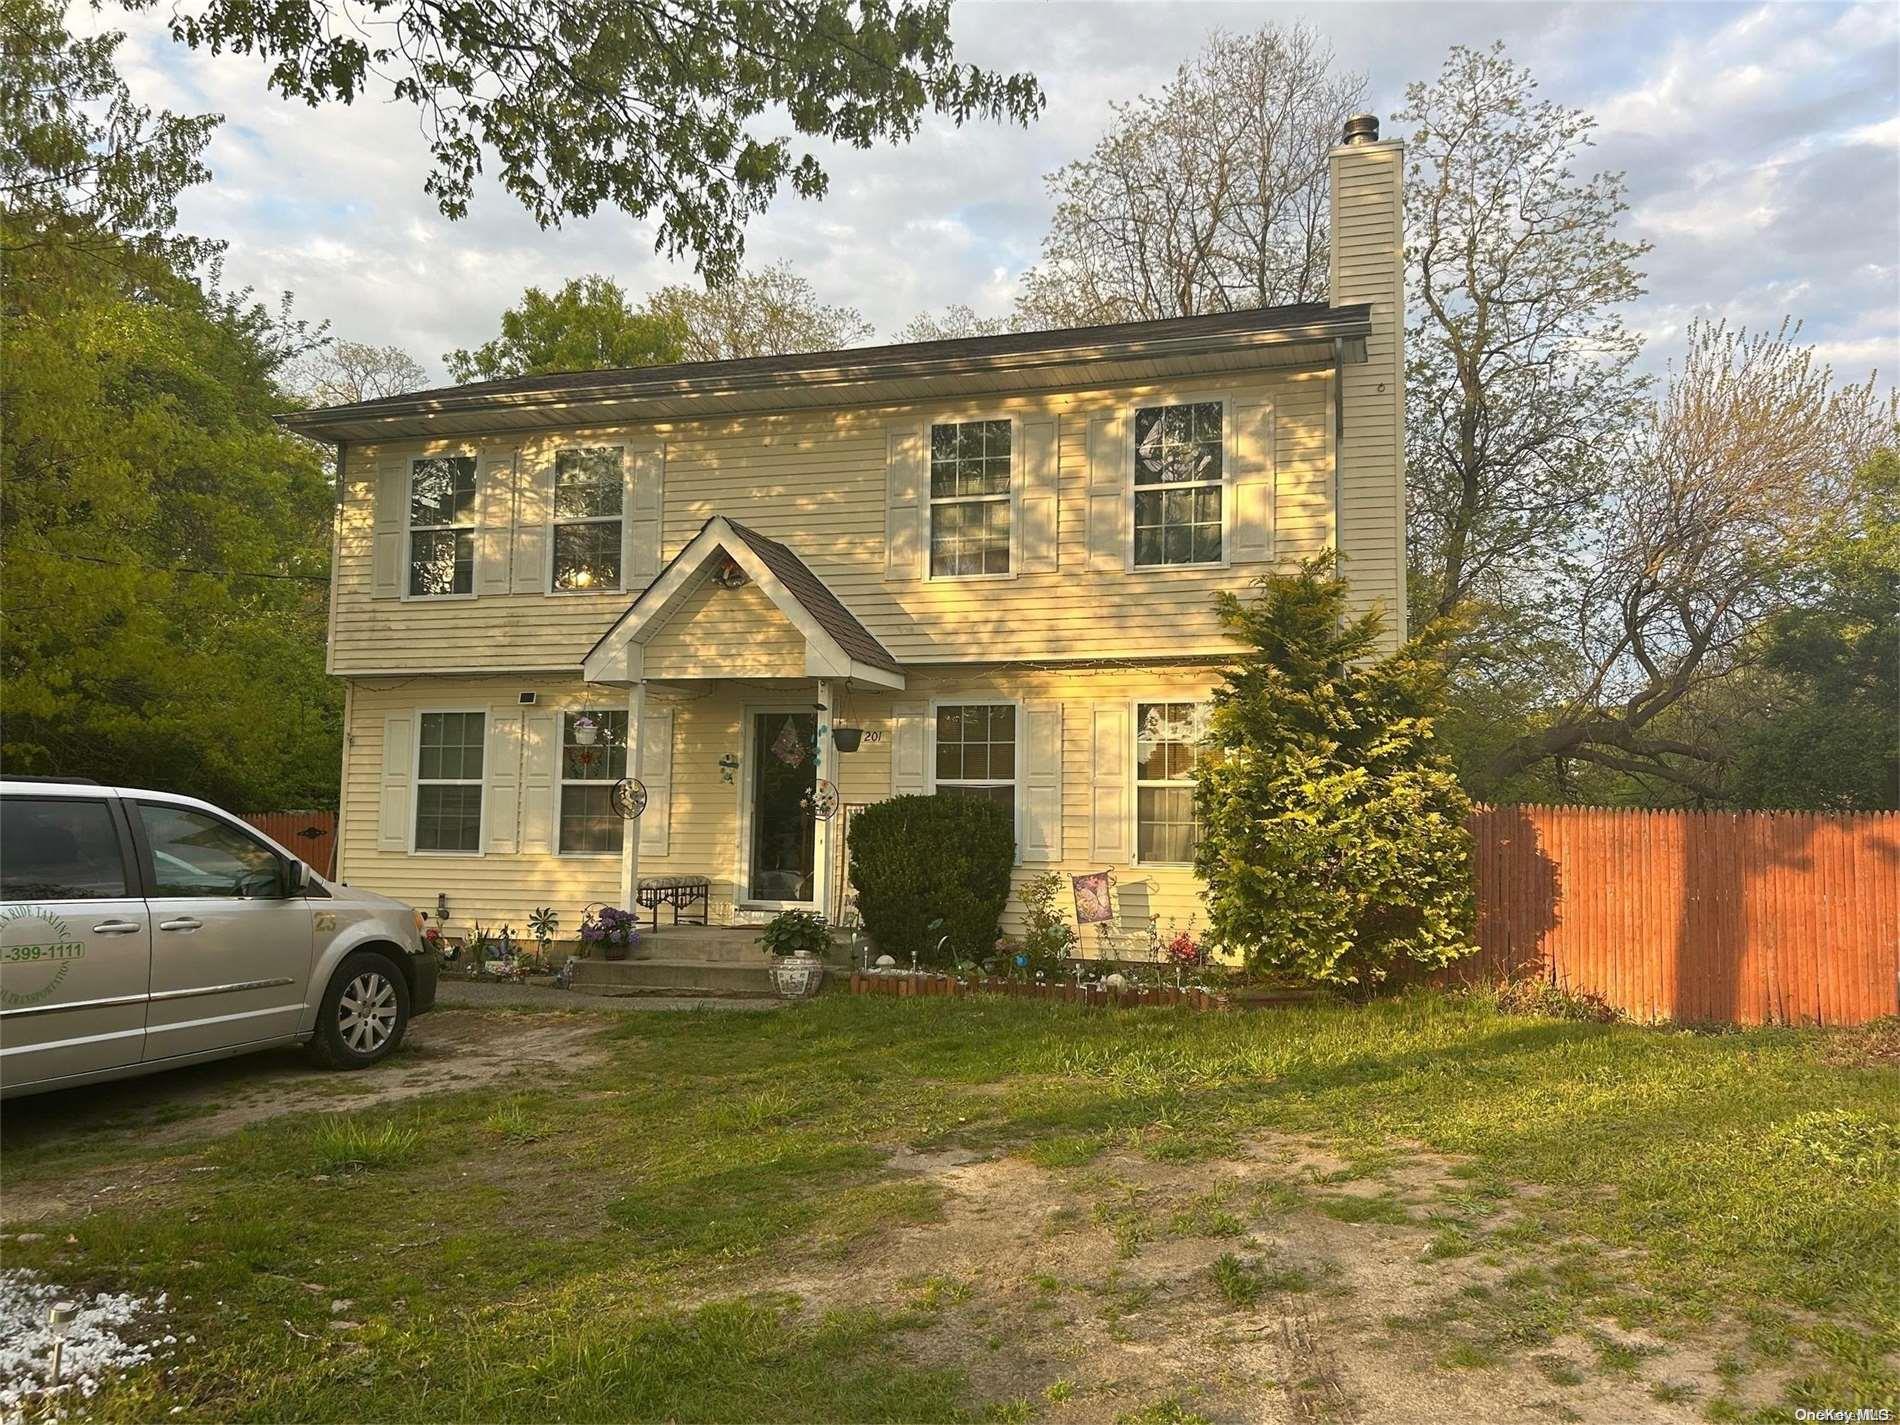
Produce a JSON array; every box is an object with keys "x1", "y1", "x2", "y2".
[
  {"x1": 760, "y1": 908, "x2": 830, "y2": 999},
  {"x1": 578, "y1": 903, "x2": 640, "y2": 961}
]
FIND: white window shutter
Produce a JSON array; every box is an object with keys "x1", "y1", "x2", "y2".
[
  {"x1": 1086, "y1": 412, "x2": 1126, "y2": 572},
  {"x1": 638, "y1": 707, "x2": 673, "y2": 855},
  {"x1": 519, "y1": 712, "x2": 557, "y2": 853},
  {"x1": 484, "y1": 709, "x2": 522, "y2": 853},
  {"x1": 1021, "y1": 702, "x2": 1064, "y2": 862},
  {"x1": 890, "y1": 702, "x2": 926, "y2": 794},
  {"x1": 1230, "y1": 398, "x2": 1275, "y2": 563},
  {"x1": 474, "y1": 447, "x2": 516, "y2": 595},
  {"x1": 624, "y1": 445, "x2": 665, "y2": 588},
  {"x1": 1019, "y1": 418, "x2": 1058, "y2": 574},
  {"x1": 1089, "y1": 703, "x2": 1131, "y2": 862},
  {"x1": 512, "y1": 453, "x2": 553, "y2": 595},
  {"x1": 378, "y1": 714, "x2": 414, "y2": 851},
  {"x1": 372, "y1": 452, "x2": 405, "y2": 599},
  {"x1": 885, "y1": 426, "x2": 925, "y2": 580}
]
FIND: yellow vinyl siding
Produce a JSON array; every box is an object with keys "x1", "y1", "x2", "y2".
[
  {"x1": 328, "y1": 366, "x2": 1377, "y2": 675},
  {"x1": 642, "y1": 578, "x2": 806, "y2": 680},
  {"x1": 1329, "y1": 138, "x2": 1406, "y2": 644},
  {"x1": 339, "y1": 665, "x2": 1220, "y2": 957}
]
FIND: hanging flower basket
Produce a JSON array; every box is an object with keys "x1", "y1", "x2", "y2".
[
  {"x1": 573, "y1": 715, "x2": 600, "y2": 747},
  {"x1": 832, "y1": 726, "x2": 864, "y2": 753}
]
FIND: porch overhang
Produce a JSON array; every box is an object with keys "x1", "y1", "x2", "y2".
[{"x1": 581, "y1": 516, "x2": 906, "y2": 691}]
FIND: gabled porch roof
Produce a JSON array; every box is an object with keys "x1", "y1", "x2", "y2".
[{"x1": 581, "y1": 516, "x2": 905, "y2": 689}]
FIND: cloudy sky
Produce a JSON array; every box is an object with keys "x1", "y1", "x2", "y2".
[{"x1": 101, "y1": 0, "x2": 1899, "y2": 386}]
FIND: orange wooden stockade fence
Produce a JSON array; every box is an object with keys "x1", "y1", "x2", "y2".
[
  {"x1": 1459, "y1": 805, "x2": 1898, "y2": 1026},
  {"x1": 241, "y1": 810, "x2": 337, "y2": 878}
]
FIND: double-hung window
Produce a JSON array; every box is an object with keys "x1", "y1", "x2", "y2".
[
  {"x1": 1135, "y1": 701, "x2": 1204, "y2": 864},
  {"x1": 559, "y1": 709, "x2": 629, "y2": 855},
  {"x1": 1133, "y1": 401, "x2": 1223, "y2": 568},
  {"x1": 929, "y1": 419, "x2": 1012, "y2": 577},
  {"x1": 551, "y1": 447, "x2": 624, "y2": 592},
  {"x1": 934, "y1": 704, "x2": 1016, "y2": 816},
  {"x1": 414, "y1": 712, "x2": 485, "y2": 852},
  {"x1": 408, "y1": 455, "x2": 477, "y2": 596}
]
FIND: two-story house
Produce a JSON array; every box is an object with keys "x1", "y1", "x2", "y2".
[{"x1": 281, "y1": 117, "x2": 1405, "y2": 958}]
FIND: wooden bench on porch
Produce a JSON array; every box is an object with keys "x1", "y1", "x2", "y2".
[{"x1": 635, "y1": 875, "x2": 711, "y2": 930}]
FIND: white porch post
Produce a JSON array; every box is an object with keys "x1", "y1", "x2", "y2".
[
  {"x1": 815, "y1": 678, "x2": 833, "y2": 921},
  {"x1": 619, "y1": 680, "x2": 647, "y2": 910}
]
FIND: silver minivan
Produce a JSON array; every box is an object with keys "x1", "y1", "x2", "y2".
[{"x1": 0, "y1": 779, "x2": 437, "y2": 1099}]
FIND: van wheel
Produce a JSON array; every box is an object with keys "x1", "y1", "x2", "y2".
[{"x1": 313, "y1": 951, "x2": 411, "y2": 1069}]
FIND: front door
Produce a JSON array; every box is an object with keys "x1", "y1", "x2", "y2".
[{"x1": 744, "y1": 710, "x2": 818, "y2": 907}]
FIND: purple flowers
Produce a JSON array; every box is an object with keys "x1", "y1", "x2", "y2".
[{"x1": 578, "y1": 904, "x2": 640, "y2": 949}]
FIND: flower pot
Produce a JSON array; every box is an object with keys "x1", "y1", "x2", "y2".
[
  {"x1": 602, "y1": 940, "x2": 631, "y2": 962},
  {"x1": 831, "y1": 726, "x2": 863, "y2": 753},
  {"x1": 772, "y1": 951, "x2": 826, "y2": 1000}
]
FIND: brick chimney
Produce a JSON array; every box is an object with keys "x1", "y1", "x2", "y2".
[{"x1": 1329, "y1": 113, "x2": 1406, "y2": 642}]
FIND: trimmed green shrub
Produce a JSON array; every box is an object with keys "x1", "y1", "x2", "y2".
[
  {"x1": 1196, "y1": 554, "x2": 1476, "y2": 987},
  {"x1": 847, "y1": 793, "x2": 1013, "y2": 966}
]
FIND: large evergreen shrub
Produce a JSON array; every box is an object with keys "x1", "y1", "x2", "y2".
[
  {"x1": 847, "y1": 794, "x2": 1014, "y2": 966},
  {"x1": 1195, "y1": 556, "x2": 1476, "y2": 987}
]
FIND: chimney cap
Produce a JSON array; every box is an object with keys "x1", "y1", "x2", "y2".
[{"x1": 1343, "y1": 114, "x2": 1380, "y2": 146}]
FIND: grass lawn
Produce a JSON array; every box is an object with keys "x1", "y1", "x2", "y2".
[{"x1": 2, "y1": 991, "x2": 1895, "y2": 1423}]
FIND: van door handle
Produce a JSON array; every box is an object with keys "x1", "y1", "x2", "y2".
[
  {"x1": 159, "y1": 917, "x2": 204, "y2": 933},
  {"x1": 92, "y1": 920, "x2": 143, "y2": 935}
]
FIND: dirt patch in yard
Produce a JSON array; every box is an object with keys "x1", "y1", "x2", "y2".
[
  {"x1": 738, "y1": 1134, "x2": 1777, "y2": 1425},
  {"x1": 1, "y1": 1010, "x2": 609, "y2": 1222}
]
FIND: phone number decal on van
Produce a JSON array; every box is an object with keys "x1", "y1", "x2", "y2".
[{"x1": 0, "y1": 904, "x2": 83, "y2": 1008}]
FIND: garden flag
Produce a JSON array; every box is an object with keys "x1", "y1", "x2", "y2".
[{"x1": 1072, "y1": 871, "x2": 1113, "y2": 924}]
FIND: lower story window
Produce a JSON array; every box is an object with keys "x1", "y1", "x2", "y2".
[
  {"x1": 935, "y1": 704, "x2": 1016, "y2": 817},
  {"x1": 561, "y1": 709, "x2": 629, "y2": 854},
  {"x1": 1136, "y1": 701, "x2": 1203, "y2": 864},
  {"x1": 415, "y1": 711, "x2": 485, "y2": 852}
]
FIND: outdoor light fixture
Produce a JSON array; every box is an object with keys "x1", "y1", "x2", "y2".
[
  {"x1": 718, "y1": 753, "x2": 740, "y2": 783},
  {"x1": 47, "y1": 1300, "x2": 77, "y2": 1384},
  {"x1": 436, "y1": 892, "x2": 449, "y2": 922}
]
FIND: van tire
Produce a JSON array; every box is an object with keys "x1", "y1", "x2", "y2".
[{"x1": 312, "y1": 950, "x2": 412, "y2": 1069}]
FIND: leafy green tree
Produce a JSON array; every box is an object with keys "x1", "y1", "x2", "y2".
[
  {"x1": 643, "y1": 260, "x2": 872, "y2": 360},
  {"x1": 2, "y1": 0, "x2": 339, "y2": 810},
  {"x1": 445, "y1": 275, "x2": 687, "y2": 382},
  {"x1": 1401, "y1": 42, "x2": 1650, "y2": 636},
  {"x1": 118, "y1": 0, "x2": 1043, "y2": 281},
  {"x1": 1727, "y1": 449, "x2": 1899, "y2": 810},
  {"x1": 1195, "y1": 558, "x2": 1475, "y2": 987},
  {"x1": 1, "y1": 0, "x2": 217, "y2": 266}
]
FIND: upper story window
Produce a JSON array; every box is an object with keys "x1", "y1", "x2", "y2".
[
  {"x1": 930, "y1": 419, "x2": 1011, "y2": 578},
  {"x1": 408, "y1": 455, "x2": 477, "y2": 596},
  {"x1": 552, "y1": 447, "x2": 624, "y2": 592},
  {"x1": 1133, "y1": 401, "x2": 1223, "y2": 568},
  {"x1": 414, "y1": 711, "x2": 485, "y2": 852},
  {"x1": 1135, "y1": 701, "x2": 1206, "y2": 864},
  {"x1": 560, "y1": 709, "x2": 629, "y2": 855},
  {"x1": 935, "y1": 704, "x2": 1016, "y2": 816}
]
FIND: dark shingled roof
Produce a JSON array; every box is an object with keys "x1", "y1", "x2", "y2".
[
  {"x1": 721, "y1": 519, "x2": 902, "y2": 674},
  {"x1": 280, "y1": 302, "x2": 1371, "y2": 430}
]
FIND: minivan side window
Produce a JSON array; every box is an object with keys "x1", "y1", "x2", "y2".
[
  {"x1": 0, "y1": 798, "x2": 129, "y2": 901},
  {"x1": 137, "y1": 804, "x2": 282, "y2": 899}
]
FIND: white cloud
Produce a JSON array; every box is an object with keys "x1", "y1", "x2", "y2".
[{"x1": 79, "y1": 0, "x2": 1898, "y2": 388}]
